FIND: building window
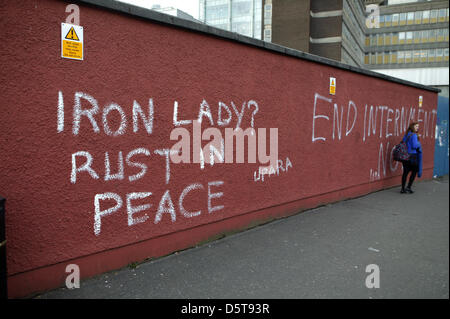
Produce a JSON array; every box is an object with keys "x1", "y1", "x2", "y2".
[
  {"x1": 384, "y1": 51, "x2": 390, "y2": 64},
  {"x1": 399, "y1": 12, "x2": 407, "y2": 25},
  {"x1": 438, "y1": 28, "x2": 445, "y2": 42},
  {"x1": 392, "y1": 32, "x2": 399, "y2": 45},
  {"x1": 264, "y1": 3, "x2": 272, "y2": 25},
  {"x1": 430, "y1": 9, "x2": 438, "y2": 23},
  {"x1": 205, "y1": 0, "x2": 230, "y2": 30},
  {"x1": 264, "y1": 28, "x2": 271, "y2": 42},
  {"x1": 413, "y1": 30, "x2": 421, "y2": 43},
  {"x1": 444, "y1": 48, "x2": 449, "y2": 61},
  {"x1": 397, "y1": 51, "x2": 404, "y2": 63},
  {"x1": 405, "y1": 51, "x2": 412, "y2": 63},
  {"x1": 428, "y1": 48, "x2": 435, "y2": 62},
  {"x1": 385, "y1": 14, "x2": 392, "y2": 27},
  {"x1": 392, "y1": 13, "x2": 399, "y2": 26},
  {"x1": 413, "y1": 50, "x2": 420, "y2": 63},
  {"x1": 390, "y1": 51, "x2": 397, "y2": 63},
  {"x1": 379, "y1": 15, "x2": 385, "y2": 27},
  {"x1": 413, "y1": 31, "x2": 422, "y2": 43},
  {"x1": 376, "y1": 52, "x2": 382, "y2": 64},
  {"x1": 422, "y1": 10, "x2": 430, "y2": 23},
  {"x1": 414, "y1": 11, "x2": 422, "y2": 24},
  {"x1": 439, "y1": 9, "x2": 446, "y2": 22},
  {"x1": 429, "y1": 29, "x2": 436, "y2": 42},
  {"x1": 436, "y1": 48, "x2": 444, "y2": 62},
  {"x1": 406, "y1": 31, "x2": 413, "y2": 44},
  {"x1": 420, "y1": 50, "x2": 428, "y2": 63},
  {"x1": 377, "y1": 33, "x2": 384, "y2": 46},
  {"x1": 385, "y1": 33, "x2": 392, "y2": 45},
  {"x1": 420, "y1": 30, "x2": 427, "y2": 43},
  {"x1": 399, "y1": 31, "x2": 405, "y2": 44},
  {"x1": 407, "y1": 12, "x2": 414, "y2": 25}
]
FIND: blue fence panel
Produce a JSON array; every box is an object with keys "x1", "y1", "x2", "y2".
[{"x1": 433, "y1": 96, "x2": 449, "y2": 177}]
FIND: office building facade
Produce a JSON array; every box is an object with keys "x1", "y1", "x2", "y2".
[
  {"x1": 199, "y1": 0, "x2": 369, "y2": 66},
  {"x1": 365, "y1": 0, "x2": 449, "y2": 95},
  {"x1": 199, "y1": 0, "x2": 448, "y2": 93},
  {"x1": 199, "y1": 0, "x2": 263, "y2": 39}
]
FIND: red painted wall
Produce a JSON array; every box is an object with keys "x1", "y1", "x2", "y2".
[{"x1": 0, "y1": 0, "x2": 438, "y2": 298}]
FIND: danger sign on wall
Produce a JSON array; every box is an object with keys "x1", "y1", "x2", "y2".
[
  {"x1": 61, "y1": 23, "x2": 83, "y2": 60},
  {"x1": 329, "y1": 77, "x2": 336, "y2": 95}
]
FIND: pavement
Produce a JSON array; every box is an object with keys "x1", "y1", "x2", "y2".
[{"x1": 35, "y1": 176, "x2": 449, "y2": 299}]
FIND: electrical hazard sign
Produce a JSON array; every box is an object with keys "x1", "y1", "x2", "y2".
[
  {"x1": 65, "y1": 26, "x2": 80, "y2": 41},
  {"x1": 329, "y1": 77, "x2": 336, "y2": 95},
  {"x1": 61, "y1": 23, "x2": 83, "y2": 60}
]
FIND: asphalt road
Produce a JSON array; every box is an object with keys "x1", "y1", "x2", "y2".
[{"x1": 36, "y1": 176, "x2": 449, "y2": 299}]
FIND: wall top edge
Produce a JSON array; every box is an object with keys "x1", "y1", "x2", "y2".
[{"x1": 76, "y1": 0, "x2": 441, "y2": 93}]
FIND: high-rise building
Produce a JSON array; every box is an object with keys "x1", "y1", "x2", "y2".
[
  {"x1": 365, "y1": 0, "x2": 449, "y2": 95},
  {"x1": 199, "y1": 0, "x2": 449, "y2": 94},
  {"x1": 199, "y1": 0, "x2": 263, "y2": 39},
  {"x1": 198, "y1": 0, "x2": 369, "y2": 66},
  {"x1": 282, "y1": 0, "x2": 368, "y2": 67}
]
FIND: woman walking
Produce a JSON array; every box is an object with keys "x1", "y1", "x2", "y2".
[{"x1": 401, "y1": 122, "x2": 422, "y2": 193}]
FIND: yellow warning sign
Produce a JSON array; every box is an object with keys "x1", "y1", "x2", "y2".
[
  {"x1": 65, "y1": 26, "x2": 80, "y2": 41},
  {"x1": 62, "y1": 40, "x2": 83, "y2": 59},
  {"x1": 329, "y1": 77, "x2": 336, "y2": 95},
  {"x1": 419, "y1": 96, "x2": 423, "y2": 107},
  {"x1": 61, "y1": 23, "x2": 83, "y2": 60}
]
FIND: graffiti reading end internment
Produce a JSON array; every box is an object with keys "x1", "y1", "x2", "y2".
[{"x1": 312, "y1": 92, "x2": 437, "y2": 181}]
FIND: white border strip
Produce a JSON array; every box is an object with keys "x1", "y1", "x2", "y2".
[
  {"x1": 310, "y1": 10, "x2": 343, "y2": 18},
  {"x1": 310, "y1": 36, "x2": 342, "y2": 44}
]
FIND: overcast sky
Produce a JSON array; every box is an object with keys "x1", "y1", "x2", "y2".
[{"x1": 117, "y1": 0, "x2": 200, "y2": 19}]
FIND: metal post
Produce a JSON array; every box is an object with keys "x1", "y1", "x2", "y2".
[{"x1": 0, "y1": 197, "x2": 7, "y2": 299}]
